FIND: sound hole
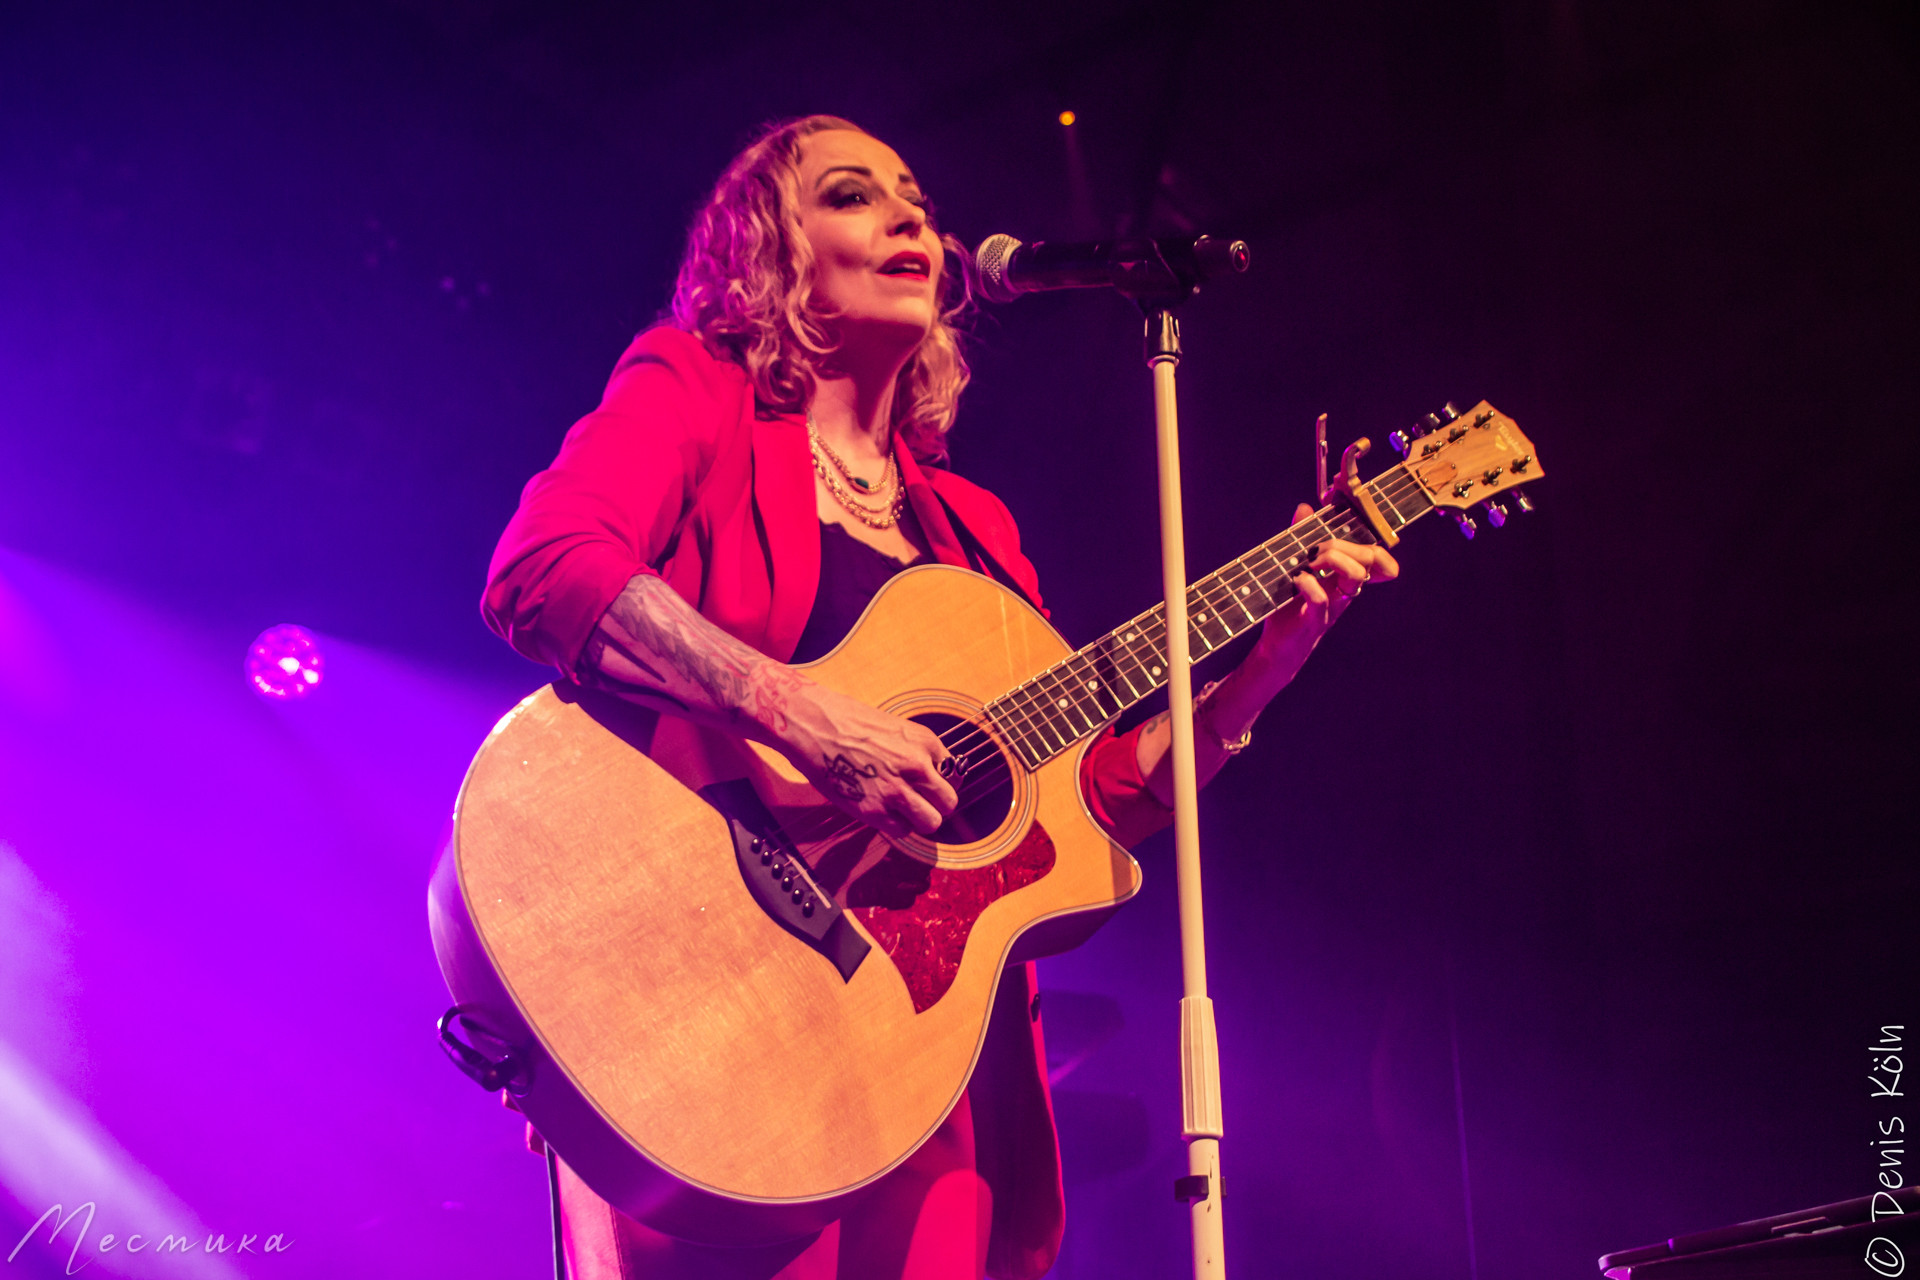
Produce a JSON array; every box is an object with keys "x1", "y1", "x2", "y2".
[{"x1": 913, "y1": 712, "x2": 1015, "y2": 845}]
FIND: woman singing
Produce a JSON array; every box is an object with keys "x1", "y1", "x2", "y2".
[{"x1": 483, "y1": 114, "x2": 1396, "y2": 1280}]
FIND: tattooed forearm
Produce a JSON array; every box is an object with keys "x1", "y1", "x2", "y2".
[
  {"x1": 585, "y1": 574, "x2": 802, "y2": 733},
  {"x1": 1135, "y1": 674, "x2": 1269, "y2": 808},
  {"x1": 605, "y1": 577, "x2": 751, "y2": 706},
  {"x1": 576, "y1": 575, "x2": 955, "y2": 839}
]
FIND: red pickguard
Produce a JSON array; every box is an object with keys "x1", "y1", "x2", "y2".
[{"x1": 845, "y1": 823, "x2": 1056, "y2": 1014}]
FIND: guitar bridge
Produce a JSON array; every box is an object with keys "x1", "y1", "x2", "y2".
[{"x1": 700, "y1": 780, "x2": 870, "y2": 983}]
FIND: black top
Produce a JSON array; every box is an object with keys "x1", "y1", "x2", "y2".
[{"x1": 788, "y1": 521, "x2": 921, "y2": 664}]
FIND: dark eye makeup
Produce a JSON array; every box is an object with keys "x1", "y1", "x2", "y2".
[{"x1": 822, "y1": 180, "x2": 934, "y2": 219}]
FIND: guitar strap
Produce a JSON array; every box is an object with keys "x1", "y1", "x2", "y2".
[{"x1": 935, "y1": 492, "x2": 1046, "y2": 617}]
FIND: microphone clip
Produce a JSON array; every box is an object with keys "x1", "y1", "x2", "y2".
[{"x1": 1104, "y1": 236, "x2": 1244, "y2": 307}]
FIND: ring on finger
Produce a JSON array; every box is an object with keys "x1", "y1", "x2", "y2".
[{"x1": 937, "y1": 755, "x2": 962, "y2": 780}]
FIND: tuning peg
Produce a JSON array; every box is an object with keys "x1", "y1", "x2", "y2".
[
  {"x1": 1452, "y1": 511, "x2": 1477, "y2": 540},
  {"x1": 1439, "y1": 402, "x2": 1460, "y2": 422},
  {"x1": 1484, "y1": 501, "x2": 1508, "y2": 528},
  {"x1": 1389, "y1": 430, "x2": 1411, "y2": 456},
  {"x1": 1510, "y1": 488, "x2": 1535, "y2": 514},
  {"x1": 1423, "y1": 412, "x2": 1445, "y2": 434}
]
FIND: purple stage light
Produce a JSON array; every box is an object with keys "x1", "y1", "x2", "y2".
[{"x1": 246, "y1": 624, "x2": 323, "y2": 699}]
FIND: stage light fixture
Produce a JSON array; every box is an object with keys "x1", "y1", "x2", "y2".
[
  {"x1": 246, "y1": 624, "x2": 323, "y2": 699},
  {"x1": 1058, "y1": 110, "x2": 1076, "y2": 127}
]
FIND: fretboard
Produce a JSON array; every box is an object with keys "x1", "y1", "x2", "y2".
[{"x1": 984, "y1": 462, "x2": 1435, "y2": 770}]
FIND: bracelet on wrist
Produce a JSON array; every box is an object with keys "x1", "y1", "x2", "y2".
[{"x1": 1193, "y1": 680, "x2": 1254, "y2": 756}]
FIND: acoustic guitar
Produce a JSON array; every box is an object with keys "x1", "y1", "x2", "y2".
[{"x1": 429, "y1": 402, "x2": 1542, "y2": 1245}]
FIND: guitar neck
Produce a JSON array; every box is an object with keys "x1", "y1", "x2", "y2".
[{"x1": 986, "y1": 462, "x2": 1435, "y2": 770}]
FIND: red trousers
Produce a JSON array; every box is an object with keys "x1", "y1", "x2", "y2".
[{"x1": 556, "y1": 1094, "x2": 991, "y2": 1280}]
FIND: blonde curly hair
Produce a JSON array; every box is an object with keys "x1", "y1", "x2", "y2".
[{"x1": 669, "y1": 115, "x2": 970, "y2": 463}]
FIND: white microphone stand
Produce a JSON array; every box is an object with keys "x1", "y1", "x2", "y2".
[
  {"x1": 1141, "y1": 305, "x2": 1226, "y2": 1280},
  {"x1": 992, "y1": 235, "x2": 1249, "y2": 1278}
]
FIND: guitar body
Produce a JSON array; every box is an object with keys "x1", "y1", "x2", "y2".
[{"x1": 429, "y1": 564, "x2": 1144, "y2": 1245}]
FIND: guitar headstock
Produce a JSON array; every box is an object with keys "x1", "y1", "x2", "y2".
[{"x1": 1391, "y1": 401, "x2": 1541, "y2": 535}]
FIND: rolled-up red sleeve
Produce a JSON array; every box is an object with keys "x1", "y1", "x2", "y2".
[
  {"x1": 1079, "y1": 722, "x2": 1174, "y2": 849},
  {"x1": 482, "y1": 329, "x2": 723, "y2": 677}
]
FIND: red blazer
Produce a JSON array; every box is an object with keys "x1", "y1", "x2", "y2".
[{"x1": 483, "y1": 325, "x2": 1171, "y2": 1276}]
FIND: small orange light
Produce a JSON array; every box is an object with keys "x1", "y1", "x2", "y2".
[{"x1": 1058, "y1": 110, "x2": 1076, "y2": 127}]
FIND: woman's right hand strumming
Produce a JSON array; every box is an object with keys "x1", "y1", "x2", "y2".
[
  {"x1": 775, "y1": 682, "x2": 959, "y2": 839},
  {"x1": 582, "y1": 572, "x2": 958, "y2": 840}
]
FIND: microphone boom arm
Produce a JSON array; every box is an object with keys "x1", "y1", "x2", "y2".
[{"x1": 973, "y1": 233, "x2": 1249, "y2": 305}]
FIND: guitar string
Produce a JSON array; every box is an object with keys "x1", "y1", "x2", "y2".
[
  {"x1": 949, "y1": 463, "x2": 1430, "y2": 772},
  {"x1": 960, "y1": 467, "x2": 1417, "y2": 760},
  {"x1": 766, "y1": 497, "x2": 1411, "y2": 858},
  {"x1": 764, "y1": 466, "x2": 1434, "y2": 856},
  {"x1": 768, "y1": 465, "x2": 1432, "y2": 851},
  {"x1": 814, "y1": 462, "x2": 1429, "y2": 824},
  {"x1": 772, "y1": 503, "x2": 1367, "y2": 847}
]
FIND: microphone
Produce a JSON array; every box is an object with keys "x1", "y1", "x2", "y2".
[{"x1": 972, "y1": 233, "x2": 1250, "y2": 304}]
